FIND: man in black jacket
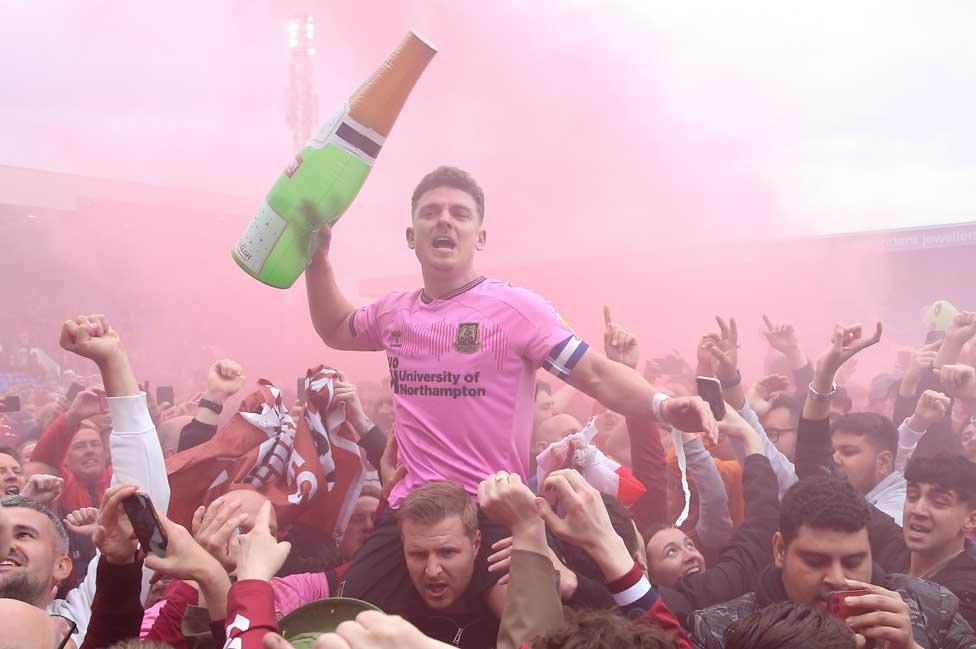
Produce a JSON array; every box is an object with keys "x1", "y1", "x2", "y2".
[
  {"x1": 793, "y1": 320, "x2": 976, "y2": 629},
  {"x1": 689, "y1": 477, "x2": 976, "y2": 649},
  {"x1": 867, "y1": 453, "x2": 976, "y2": 628}
]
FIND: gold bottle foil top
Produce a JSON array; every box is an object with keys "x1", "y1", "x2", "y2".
[{"x1": 348, "y1": 31, "x2": 437, "y2": 137}]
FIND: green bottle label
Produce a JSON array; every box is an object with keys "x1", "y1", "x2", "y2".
[{"x1": 235, "y1": 200, "x2": 288, "y2": 275}]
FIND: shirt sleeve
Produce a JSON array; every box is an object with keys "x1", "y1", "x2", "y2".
[
  {"x1": 683, "y1": 435, "x2": 733, "y2": 551},
  {"x1": 79, "y1": 558, "x2": 144, "y2": 649},
  {"x1": 224, "y1": 580, "x2": 280, "y2": 649},
  {"x1": 505, "y1": 288, "x2": 587, "y2": 376},
  {"x1": 31, "y1": 413, "x2": 79, "y2": 471},
  {"x1": 896, "y1": 418, "x2": 926, "y2": 473},
  {"x1": 737, "y1": 402, "x2": 798, "y2": 500},
  {"x1": 348, "y1": 294, "x2": 400, "y2": 351}
]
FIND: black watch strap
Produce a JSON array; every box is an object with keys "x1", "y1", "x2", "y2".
[{"x1": 198, "y1": 398, "x2": 223, "y2": 415}]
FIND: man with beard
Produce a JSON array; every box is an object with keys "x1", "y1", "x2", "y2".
[
  {"x1": 0, "y1": 495, "x2": 73, "y2": 607},
  {"x1": 0, "y1": 313, "x2": 171, "y2": 645}
]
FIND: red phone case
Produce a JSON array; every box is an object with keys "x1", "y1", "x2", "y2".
[{"x1": 826, "y1": 589, "x2": 870, "y2": 618}]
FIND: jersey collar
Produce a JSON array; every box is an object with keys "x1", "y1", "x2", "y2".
[{"x1": 421, "y1": 276, "x2": 487, "y2": 304}]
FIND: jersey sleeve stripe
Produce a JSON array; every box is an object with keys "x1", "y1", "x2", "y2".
[{"x1": 544, "y1": 335, "x2": 588, "y2": 378}]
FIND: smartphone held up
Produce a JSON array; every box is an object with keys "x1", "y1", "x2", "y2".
[{"x1": 122, "y1": 493, "x2": 168, "y2": 557}]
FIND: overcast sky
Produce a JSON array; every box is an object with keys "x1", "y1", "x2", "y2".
[{"x1": 2, "y1": 0, "x2": 974, "y2": 269}]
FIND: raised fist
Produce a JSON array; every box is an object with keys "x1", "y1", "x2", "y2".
[
  {"x1": 206, "y1": 359, "x2": 246, "y2": 404},
  {"x1": 59, "y1": 315, "x2": 123, "y2": 365}
]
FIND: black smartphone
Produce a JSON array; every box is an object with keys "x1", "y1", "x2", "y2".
[
  {"x1": 156, "y1": 385, "x2": 175, "y2": 406},
  {"x1": 696, "y1": 376, "x2": 727, "y2": 420},
  {"x1": 0, "y1": 395, "x2": 20, "y2": 414},
  {"x1": 925, "y1": 329, "x2": 946, "y2": 345},
  {"x1": 296, "y1": 377, "x2": 306, "y2": 403},
  {"x1": 121, "y1": 493, "x2": 168, "y2": 557},
  {"x1": 65, "y1": 382, "x2": 84, "y2": 403}
]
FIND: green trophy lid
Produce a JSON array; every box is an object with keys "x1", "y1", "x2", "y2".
[{"x1": 279, "y1": 597, "x2": 382, "y2": 648}]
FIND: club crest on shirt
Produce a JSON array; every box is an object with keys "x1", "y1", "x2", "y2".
[
  {"x1": 454, "y1": 322, "x2": 481, "y2": 354},
  {"x1": 389, "y1": 330, "x2": 403, "y2": 349}
]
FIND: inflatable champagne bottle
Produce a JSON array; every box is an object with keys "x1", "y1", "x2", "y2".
[{"x1": 233, "y1": 31, "x2": 437, "y2": 288}]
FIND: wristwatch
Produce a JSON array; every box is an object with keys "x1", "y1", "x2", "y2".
[{"x1": 198, "y1": 398, "x2": 224, "y2": 415}]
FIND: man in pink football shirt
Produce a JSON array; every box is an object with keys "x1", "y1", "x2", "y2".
[{"x1": 306, "y1": 166, "x2": 715, "y2": 617}]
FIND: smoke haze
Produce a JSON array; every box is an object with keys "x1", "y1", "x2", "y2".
[{"x1": 3, "y1": 1, "x2": 975, "y2": 401}]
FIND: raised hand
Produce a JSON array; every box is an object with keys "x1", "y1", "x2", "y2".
[
  {"x1": 762, "y1": 316, "x2": 800, "y2": 354},
  {"x1": 901, "y1": 341, "x2": 941, "y2": 397},
  {"x1": 332, "y1": 375, "x2": 371, "y2": 434},
  {"x1": 936, "y1": 364, "x2": 976, "y2": 404},
  {"x1": 21, "y1": 474, "x2": 64, "y2": 506},
  {"x1": 487, "y1": 536, "x2": 579, "y2": 601},
  {"x1": 537, "y1": 469, "x2": 633, "y2": 581},
  {"x1": 235, "y1": 501, "x2": 291, "y2": 582},
  {"x1": 94, "y1": 484, "x2": 141, "y2": 565},
  {"x1": 907, "y1": 390, "x2": 951, "y2": 432},
  {"x1": 746, "y1": 374, "x2": 791, "y2": 418},
  {"x1": 380, "y1": 434, "x2": 406, "y2": 502},
  {"x1": 59, "y1": 314, "x2": 124, "y2": 366},
  {"x1": 708, "y1": 316, "x2": 739, "y2": 382},
  {"x1": 478, "y1": 472, "x2": 541, "y2": 534},
  {"x1": 946, "y1": 311, "x2": 976, "y2": 345},
  {"x1": 145, "y1": 511, "x2": 229, "y2": 582},
  {"x1": 63, "y1": 507, "x2": 99, "y2": 538},
  {"x1": 817, "y1": 322, "x2": 883, "y2": 382},
  {"x1": 603, "y1": 306, "x2": 640, "y2": 370},
  {"x1": 206, "y1": 359, "x2": 246, "y2": 404},
  {"x1": 308, "y1": 224, "x2": 334, "y2": 269},
  {"x1": 660, "y1": 395, "x2": 719, "y2": 444},
  {"x1": 191, "y1": 498, "x2": 248, "y2": 573},
  {"x1": 304, "y1": 610, "x2": 453, "y2": 649},
  {"x1": 65, "y1": 386, "x2": 108, "y2": 428},
  {"x1": 717, "y1": 406, "x2": 763, "y2": 456}
]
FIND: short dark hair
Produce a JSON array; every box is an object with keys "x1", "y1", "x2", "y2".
[
  {"x1": 533, "y1": 608, "x2": 679, "y2": 649},
  {"x1": 780, "y1": 477, "x2": 870, "y2": 546},
  {"x1": 0, "y1": 445, "x2": 18, "y2": 460},
  {"x1": 411, "y1": 166, "x2": 485, "y2": 221},
  {"x1": 767, "y1": 394, "x2": 801, "y2": 421},
  {"x1": 643, "y1": 522, "x2": 674, "y2": 546},
  {"x1": 725, "y1": 601, "x2": 855, "y2": 649},
  {"x1": 560, "y1": 495, "x2": 639, "y2": 581},
  {"x1": 905, "y1": 454, "x2": 976, "y2": 505},
  {"x1": 0, "y1": 494, "x2": 69, "y2": 555},
  {"x1": 830, "y1": 412, "x2": 898, "y2": 458},
  {"x1": 396, "y1": 480, "x2": 478, "y2": 538}
]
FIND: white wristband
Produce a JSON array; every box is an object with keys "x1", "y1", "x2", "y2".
[{"x1": 652, "y1": 393, "x2": 671, "y2": 423}]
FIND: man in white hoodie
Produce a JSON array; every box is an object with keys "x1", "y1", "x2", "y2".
[{"x1": 0, "y1": 313, "x2": 170, "y2": 646}]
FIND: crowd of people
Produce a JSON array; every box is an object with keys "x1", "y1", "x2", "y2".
[{"x1": 2, "y1": 166, "x2": 976, "y2": 649}]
